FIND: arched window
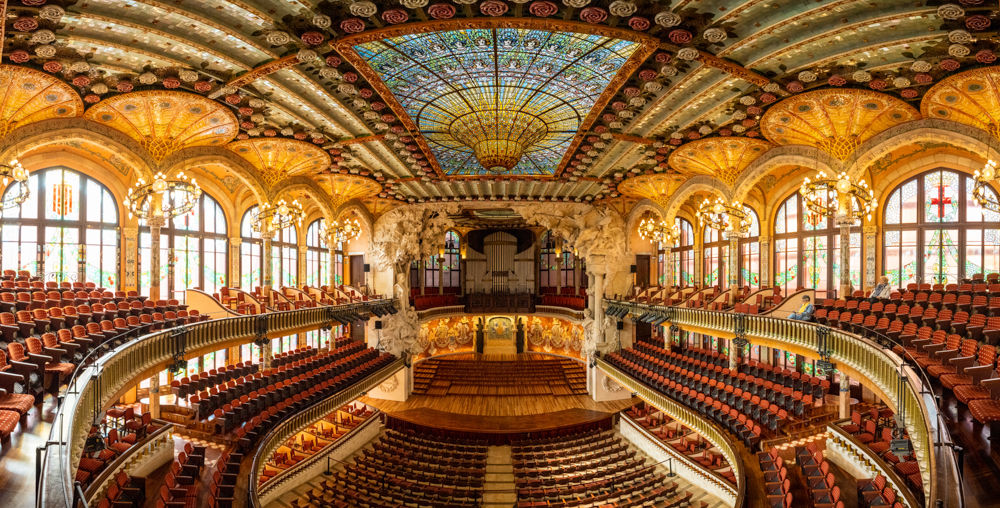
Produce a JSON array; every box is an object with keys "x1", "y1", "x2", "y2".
[
  {"x1": 442, "y1": 231, "x2": 461, "y2": 289},
  {"x1": 773, "y1": 193, "x2": 861, "y2": 295},
  {"x1": 671, "y1": 218, "x2": 695, "y2": 286},
  {"x1": 740, "y1": 206, "x2": 761, "y2": 290},
  {"x1": 883, "y1": 169, "x2": 1000, "y2": 287},
  {"x1": 703, "y1": 227, "x2": 728, "y2": 289},
  {"x1": 305, "y1": 219, "x2": 329, "y2": 287},
  {"x1": 240, "y1": 207, "x2": 262, "y2": 290},
  {"x1": 139, "y1": 192, "x2": 227, "y2": 301},
  {"x1": 273, "y1": 223, "x2": 298, "y2": 288},
  {"x1": 1, "y1": 167, "x2": 119, "y2": 287}
]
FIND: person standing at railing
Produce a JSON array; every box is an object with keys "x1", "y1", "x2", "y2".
[
  {"x1": 868, "y1": 276, "x2": 892, "y2": 303},
  {"x1": 788, "y1": 295, "x2": 815, "y2": 321}
]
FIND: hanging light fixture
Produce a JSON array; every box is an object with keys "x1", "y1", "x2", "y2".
[
  {"x1": 123, "y1": 171, "x2": 201, "y2": 220},
  {"x1": 696, "y1": 196, "x2": 751, "y2": 237},
  {"x1": 638, "y1": 216, "x2": 679, "y2": 245},
  {"x1": 320, "y1": 215, "x2": 362, "y2": 246},
  {"x1": 0, "y1": 159, "x2": 29, "y2": 211},
  {"x1": 799, "y1": 171, "x2": 877, "y2": 223},
  {"x1": 250, "y1": 199, "x2": 305, "y2": 235},
  {"x1": 973, "y1": 135, "x2": 1000, "y2": 213}
]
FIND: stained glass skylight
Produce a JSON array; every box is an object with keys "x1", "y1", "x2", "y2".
[{"x1": 353, "y1": 28, "x2": 642, "y2": 176}]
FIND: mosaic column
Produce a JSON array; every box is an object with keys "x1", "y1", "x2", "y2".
[
  {"x1": 839, "y1": 374, "x2": 851, "y2": 419},
  {"x1": 864, "y1": 224, "x2": 878, "y2": 289},
  {"x1": 148, "y1": 374, "x2": 160, "y2": 419},
  {"x1": 123, "y1": 226, "x2": 139, "y2": 291},
  {"x1": 298, "y1": 244, "x2": 307, "y2": 288},
  {"x1": 148, "y1": 216, "x2": 166, "y2": 300},
  {"x1": 229, "y1": 237, "x2": 241, "y2": 288},
  {"x1": 759, "y1": 234, "x2": 770, "y2": 287},
  {"x1": 261, "y1": 233, "x2": 273, "y2": 305},
  {"x1": 837, "y1": 218, "x2": 852, "y2": 298},
  {"x1": 728, "y1": 235, "x2": 740, "y2": 297},
  {"x1": 664, "y1": 243, "x2": 674, "y2": 288},
  {"x1": 261, "y1": 340, "x2": 272, "y2": 370},
  {"x1": 693, "y1": 237, "x2": 703, "y2": 286}
]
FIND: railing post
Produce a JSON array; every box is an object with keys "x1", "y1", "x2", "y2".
[
  {"x1": 255, "y1": 314, "x2": 270, "y2": 369},
  {"x1": 730, "y1": 313, "x2": 748, "y2": 370}
]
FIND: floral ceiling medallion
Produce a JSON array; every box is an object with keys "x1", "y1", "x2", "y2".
[
  {"x1": 922, "y1": 66, "x2": 1000, "y2": 141},
  {"x1": 335, "y1": 19, "x2": 657, "y2": 177},
  {"x1": 760, "y1": 89, "x2": 920, "y2": 161}
]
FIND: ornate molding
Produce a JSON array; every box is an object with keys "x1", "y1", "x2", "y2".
[{"x1": 210, "y1": 54, "x2": 302, "y2": 98}]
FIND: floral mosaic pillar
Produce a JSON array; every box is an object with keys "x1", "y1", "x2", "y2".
[
  {"x1": 148, "y1": 216, "x2": 166, "y2": 300},
  {"x1": 864, "y1": 224, "x2": 878, "y2": 289},
  {"x1": 759, "y1": 235, "x2": 770, "y2": 287},
  {"x1": 837, "y1": 218, "x2": 853, "y2": 297},
  {"x1": 123, "y1": 226, "x2": 138, "y2": 291},
  {"x1": 229, "y1": 237, "x2": 241, "y2": 288},
  {"x1": 261, "y1": 234, "x2": 273, "y2": 304},
  {"x1": 728, "y1": 235, "x2": 740, "y2": 296}
]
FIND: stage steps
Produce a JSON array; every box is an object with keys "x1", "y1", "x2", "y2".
[{"x1": 483, "y1": 445, "x2": 517, "y2": 507}]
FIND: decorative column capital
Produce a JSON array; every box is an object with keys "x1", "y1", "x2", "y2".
[
  {"x1": 863, "y1": 224, "x2": 878, "y2": 235},
  {"x1": 146, "y1": 216, "x2": 167, "y2": 229}
]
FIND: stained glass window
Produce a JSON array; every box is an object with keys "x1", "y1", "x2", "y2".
[
  {"x1": 273, "y1": 223, "x2": 298, "y2": 288},
  {"x1": 673, "y1": 218, "x2": 695, "y2": 286},
  {"x1": 703, "y1": 227, "x2": 728, "y2": 289},
  {"x1": 884, "y1": 170, "x2": 1000, "y2": 287},
  {"x1": 240, "y1": 207, "x2": 262, "y2": 291},
  {"x1": 354, "y1": 28, "x2": 643, "y2": 176},
  {"x1": 539, "y1": 231, "x2": 564, "y2": 290},
  {"x1": 443, "y1": 231, "x2": 462, "y2": 288},
  {"x1": 305, "y1": 219, "x2": 330, "y2": 288},
  {"x1": 740, "y1": 205, "x2": 761, "y2": 290},
  {"x1": 773, "y1": 192, "x2": 859, "y2": 295},
  {"x1": 2, "y1": 167, "x2": 118, "y2": 287},
  {"x1": 139, "y1": 193, "x2": 227, "y2": 301}
]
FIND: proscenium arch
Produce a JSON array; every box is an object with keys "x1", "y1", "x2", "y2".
[
  {"x1": 661, "y1": 175, "x2": 732, "y2": 225},
  {"x1": 731, "y1": 145, "x2": 837, "y2": 205},
  {"x1": 0, "y1": 117, "x2": 157, "y2": 181}
]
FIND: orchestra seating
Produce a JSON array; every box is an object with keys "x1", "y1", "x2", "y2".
[
  {"x1": 316, "y1": 425, "x2": 489, "y2": 507},
  {"x1": 413, "y1": 354, "x2": 587, "y2": 396},
  {"x1": 511, "y1": 426, "x2": 694, "y2": 507}
]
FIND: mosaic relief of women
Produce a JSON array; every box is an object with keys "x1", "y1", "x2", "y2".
[{"x1": 529, "y1": 316, "x2": 544, "y2": 346}]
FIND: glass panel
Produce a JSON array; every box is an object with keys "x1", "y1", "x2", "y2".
[
  {"x1": 45, "y1": 169, "x2": 80, "y2": 221},
  {"x1": 924, "y1": 170, "x2": 960, "y2": 223},
  {"x1": 924, "y1": 229, "x2": 960, "y2": 284},
  {"x1": 774, "y1": 238, "x2": 798, "y2": 293}
]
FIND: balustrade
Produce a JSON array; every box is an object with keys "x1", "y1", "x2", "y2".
[
  {"x1": 603, "y1": 299, "x2": 957, "y2": 505},
  {"x1": 37, "y1": 298, "x2": 397, "y2": 508}
]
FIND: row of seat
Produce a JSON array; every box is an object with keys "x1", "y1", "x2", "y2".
[
  {"x1": 157, "y1": 441, "x2": 206, "y2": 508},
  {"x1": 795, "y1": 444, "x2": 845, "y2": 508},
  {"x1": 199, "y1": 343, "x2": 374, "y2": 428},
  {"x1": 316, "y1": 428, "x2": 489, "y2": 508},
  {"x1": 757, "y1": 448, "x2": 793, "y2": 508},
  {"x1": 840, "y1": 406, "x2": 922, "y2": 499},
  {"x1": 512, "y1": 426, "x2": 678, "y2": 507},
  {"x1": 230, "y1": 350, "x2": 395, "y2": 451},
  {"x1": 170, "y1": 361, "x2": 259, "y2": 400},
  {"x1": 625, "y1": 403, "x2": 736, "y2": 484}
]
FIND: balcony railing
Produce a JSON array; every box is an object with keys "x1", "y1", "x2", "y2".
[
  {"x1": 251, "y1": 359, "x2": 404, "y2": 506},
  {"x1": 37, "y1": 298, "x2": 397, "y2": 508},
  {"x1": 604, "y1": 299, "x2": 963, "y2": 507},
  {"x1": 597, "y1": 358, "x2": 745, "y2": 506}
]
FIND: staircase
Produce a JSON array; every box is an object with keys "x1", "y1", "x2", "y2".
[{"x1": 483, "y1": 445, "x2": 517, "y2": 507}]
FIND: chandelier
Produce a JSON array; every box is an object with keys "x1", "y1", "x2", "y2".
[
  {"x1": 0, "y1": 159, "x2": 29, "y2": 211},
  {"x1": 321, "y1": 216, "x2": 362, "y2": 246},
  {"x1": 638, "y1": 217, "x2": 679, "y2": 245},
  {"x1": 799, "y1": 171, "x2": 877, "y2": 223},
  {"x1": 973, "y1": 159, "x2": 1000, "y2": 213},
  {"x1": 251, "y1": 199, "x2": 304, "y2": 235},
  {"x1": 696, "y1": 197, "x2": 751, "y2": 237},
  {"x1": 123, "y1": 171, "x2": 201, "y2": 221},
  {"x1": 449, "y1": 109, "x2": 548, "y2": 173}
]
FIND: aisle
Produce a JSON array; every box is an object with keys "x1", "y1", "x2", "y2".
[{"x1": 482, "y1": 446, "x2": 516, "y2": 507}]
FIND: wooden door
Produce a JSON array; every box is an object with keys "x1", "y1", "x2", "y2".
[{"x1": 635, "y1": 255, "x2": 651, "y2": 288}]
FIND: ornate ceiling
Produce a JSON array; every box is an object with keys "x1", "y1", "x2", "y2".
[{"x1": 0, "y1": 0, "x2": 995, "y2": 212}]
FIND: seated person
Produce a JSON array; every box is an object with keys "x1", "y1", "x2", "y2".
[
  {"x1": 868, "y1": 276, "x2": 892, "y2": 303},
  {"x1": 788, "y1": 295, "x2": 815, "y2": 321}
]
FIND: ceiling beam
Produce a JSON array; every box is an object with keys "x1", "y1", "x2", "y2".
[{"x1": 209, "y1": 54, "x2": 301, "y2": 98}]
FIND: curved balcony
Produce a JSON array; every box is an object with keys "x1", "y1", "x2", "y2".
[
  {"x1": 604, "y1": 299, "x2": 963, "y2": 507},
  {"x1": 249, "y1": 361, "x2": 403, "y2": 506},
  {"x1": 597, "y1": 358, "x2": 745, "y2": 506},
  {"x1": 37, "y1": 297, "x2": 398, "y2": 508}
]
